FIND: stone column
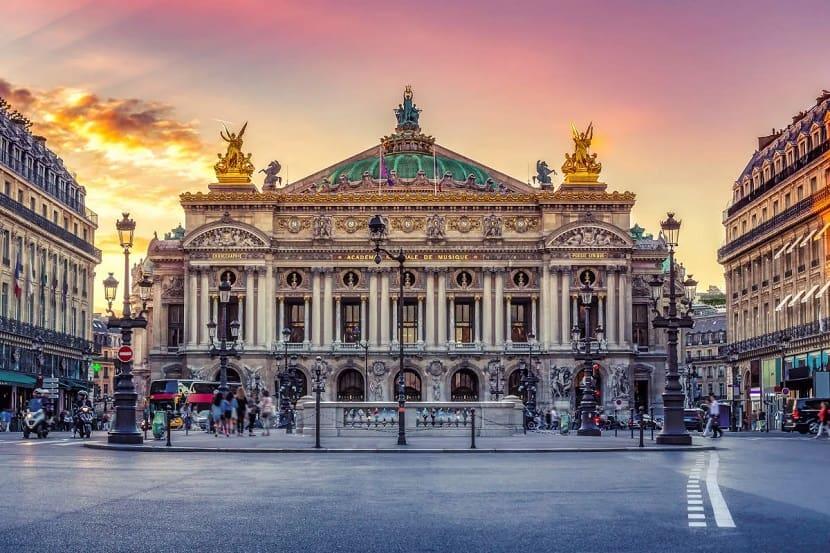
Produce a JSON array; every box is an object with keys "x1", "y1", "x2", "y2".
[
  {"x1": 437, "y1": 270, "x2": 447, "y2": 346},
  {"x1": 391, "y1": 296, "x2": 398, "y2": 344},
  {"x1": 550, "y1": 268, "x2": 560, "y2": 346},
  {"x1": 303, "y1": 295, "x2": 311, "y2": 344},
  {"x1": 598, "y1": 296, "x2": 605, "y2": 329},
  {"x1": 245, "y1": 268, "x2": 254, "y2": 346},
  {"x1": 606, "y1": 270, "x2": 617, "y2": 345},
  {"x1": 184, "y1": 267, "x2": 199, "y2": 346},
  {"x1": 238, "y1": 299, "x2": 245, "y2": 342},
  {"x1": 482, "y1": 269, "x2": 492, "y2": 345},
  {"x1": 494, "y1": 269, "x2": 504, "y2": 345},
  {"x1": 425, "y1": 270, "x2": 435, "y2": 346},
  {"x1": 152, "y1": 276, "x2": 162, "y2": 350},
  {"x1": 474, "y1": 295, "x2": 481, "y2": 343},
  {"x1": 311, "y1": 270, "x2": 321, "y2": 346},
  {"x1": 618, "y1": 271, "x2": 629, "y2": 346},
  {"x1": 531, "y1": 295, "x2": 538, "y2": 340},
  {"x1": 417, "y1": 296, "x2": 425, "y2": 344},
  {"x1": 360, "y1": 296, "x2": 368, "y2": 342},
  {"x1": 323, "y1": 270, "x2": 333, "y2": 345},
  {"x1": 211, "y1": 296, "x2": 218, "y2": 325},
  {"x1": 380, "y1": 270, "x2": 390, "y2": 345},
  {"x1": 265, "y1": 266, "x2": 274, "y2": 349},
  {"x1": 334, "y1": 296, "x2": 341, "y2": 344},
  {"x1": 277, "y1": 296, "x2": 285, "y2": 341},
  {"x1": 540, "y1": 264, "x2": 549, "y2": 346},
  {"x1": 369, "y1": 271, "x2": 378, "y2": 346},
  {"x1": 560, "y1": 271, "x2": 569, "y2": 343},
  {"x1": 505, "y1": 295, "x2": 512, "y2": 343},
  {"x1": 447, "y1": 295, "x2": 455, "y2": 344},
  {"x1": 200, "y1": 270, "x2": 210, "y2": 345},
  {"x1": 257, "y1": 268, "x2": 267, "y2": 346}
]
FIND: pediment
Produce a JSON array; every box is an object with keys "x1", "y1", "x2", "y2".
[
  {"x1": 547, "y1": 221, "x2": 632, "y2": 249},
  {"x1": 182, "y1": 218, "x2": 269, "y2": 250}
]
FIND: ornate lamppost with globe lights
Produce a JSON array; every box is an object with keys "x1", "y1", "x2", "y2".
[
  {"x1": 648, "y1": 212, "x2": 698, "y2": 445},
  {"x1": 206, "y1": 278, "x2": 241, "y2": 395},
  {"x1": 368, "y1": 214, "x2": 407, "y2": 446},
  {"x1": 570, "y1": 279, "x2": 605, "y2": 436},
  {"x1": 102, "y1": 213, "x2": 152, "y2": 444}
]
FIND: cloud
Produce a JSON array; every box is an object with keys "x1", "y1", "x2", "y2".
[{"x1": 1, "y1": 77, "x2": 213, "y2": 311}]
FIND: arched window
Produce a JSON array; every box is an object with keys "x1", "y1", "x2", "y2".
[
  {"x1": 394, "y1": 369, "x2": 422, "y2": 401},
  {"x1": 451, "y1": 368, "x2": 479, "y2": 401},
  {"x1": 337, "y1": 369, "x2": 365, "y2": 401},
  {"x1": 507, "y1": 370, "x2": 523, "y2": 397}
]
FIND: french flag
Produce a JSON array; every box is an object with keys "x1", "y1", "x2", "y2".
[{"x1": 13, "y1": 254, "x2": 22, "y2": 298}]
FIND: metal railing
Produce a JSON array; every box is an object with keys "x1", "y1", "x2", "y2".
[
  {"x1": 0, "y1": 315, "x2": 93, "y2": 351},
  {"x1": 726, "y1": 317, "x2": 830, "y2": 355}
]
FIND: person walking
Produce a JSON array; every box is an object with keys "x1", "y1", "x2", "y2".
[
  {"x1": 224, "y1": 391, "x2": 235, "y2": 436},
  {"x1": 235, "y1": 387, "x2": 248, "y2": 437},
  {"x1": 814, "y1": 401, "x2": 829, "y2": 439},
  {"x1": 758, "y1": 409, "x2": 766, "y2": 432},
  {"x1": 259, "y1": 390, "x2": 274, "y2": 436},
  {"x1": 702, "y1": 398, "x2": 713, "y2": 437},
  {"x1": 211, "y1": 391, "x2": 224, "y2": 437},
  {"x1": 709, "y1": 395, "x2": 723, "y2": 438},
  {"x1": 247, "y1": 402, "x2": 257, "y2": 437}
]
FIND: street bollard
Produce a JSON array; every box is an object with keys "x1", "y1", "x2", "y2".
[
  {"x1": 639, "y1": 407, "x2": 645, "y2": 448},
  {"x1": 143, "y1": 415, "x2": 148, "y2": 441},
  {"x1": 630, "y1": 408, "x2": 634, "y2": 439},
  {"x1": 650, "y1": 407, "x2": 655, "y2": 441},
  {"x1": 165, "y1": 408, "x2": 172, "y2": 447},
  {"x1": 614, "y1": 408, "x2": 618, "y2": 437},
  {"x1": 470, "y1": 409, "x2": 476, "y2": 449}
]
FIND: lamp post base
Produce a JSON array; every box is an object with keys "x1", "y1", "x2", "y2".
[
  {"x1": 577, "y1": 428, "x2": 601, "y2": 437},
  {"x1": 108, "y1": 431, "x2": 143, "y2": 445},
  {"x1": 655, "y1": 433, "x2": 692, "y2": 445}
]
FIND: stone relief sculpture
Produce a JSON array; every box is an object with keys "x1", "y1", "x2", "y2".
[
  {"x1": 427, "y1": 361, "x2": 446, "y2": 401},
  {"x1": 483, "y1": 214, "x2": 503, "y2": 238},
  {"x1": 370, "y1": 361, "x2": 387, "y2": 401},
  {"x1": 425, "y1": 214, "x2": 446, "y2": 239},
  {"x1": 557, "y1": 226, "x2": 626, "y2": 247},
  {"x1": 610, "y1": 365, "x2": 630, "y2": 399},
  {"x1": 549, "y1": 366, "x2": 573, "y2": 401},
  {"x1": 313, "y1": 215, "x2": 333, "y2": 239},
  {"x1": 190, "y1": 227, "x2": 264, "y2": 248}
]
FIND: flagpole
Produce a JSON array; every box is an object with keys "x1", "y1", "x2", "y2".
[
  {"x1": 433, "y1": 144, "x2": 437, "y2": 196},
  {"x1": 378, "y1": 145, "x2": 382, "y2": 195}
]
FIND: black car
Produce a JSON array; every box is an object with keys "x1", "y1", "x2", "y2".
[
  {"x1": 783, "y1": 397, "x2": 830, "y2": 434},
  {"x1": 683, "y1": 409, "x2": 704, "y2": 432}
]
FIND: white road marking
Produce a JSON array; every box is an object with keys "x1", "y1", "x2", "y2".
[
  {"x1": 687, "y1": 506, "x2": 704, "y2": 512},
  {"x1": 705, "y1": 452, "x2": 735, "y2": 528},
  {"x1": 688, "y1": 513, "x2": 705, "y2": 519},
  {"x1": 688, "y1": 522, "x2": 707, "y2": 528},
  {"x1": 688, "y1": 500, "x2": 703, "y2": 505}
]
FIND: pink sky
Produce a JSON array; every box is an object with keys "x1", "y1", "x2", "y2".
[{"x1": 1, "y1": 0, "x2": 829, "y2": 310}]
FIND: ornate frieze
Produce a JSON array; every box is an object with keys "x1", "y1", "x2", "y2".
[
  {"x1": 277, "y1": 216, "x2": 312, "y2": 234},
  {"x1": 335, "y1": 216, "x2": 370, "y2": 234},
  {"x1": 503, "y1": 216, "x2": 539, "y2": 233},
  {"x1": 187, "y1": 227, "x2": 267, "y2": 248},
  {"x1": 391, "y1": 216, "x2": 425, "y2": 233},
  {"x1": 553, "y1": 226, "x2": 627, "y2": 248},
  {"x1": 447, "y1": 215, "x2": 481, "y2": 233}
]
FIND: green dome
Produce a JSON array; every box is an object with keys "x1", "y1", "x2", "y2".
[{"x1": 328, "y1": 153, "x2": 491, "y2": 184}]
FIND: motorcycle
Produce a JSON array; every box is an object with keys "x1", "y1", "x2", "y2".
[
  {"x1": 22, "y1": 409, "x2": 49, "y2": 439},
  {"x1": 74, "y1": 405, "x2": 94, "y2": 439}
]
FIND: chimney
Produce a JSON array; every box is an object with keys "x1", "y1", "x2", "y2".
[{"x1": 757, "y1": 128, "x2": 781, "y2": 151}]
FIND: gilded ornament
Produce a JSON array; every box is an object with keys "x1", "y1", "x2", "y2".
[
  {"x1": 562, "y1": 122, "x2": 602, "y2": 183},
  {"x1": 448, "y1": 216, "x2": 481, "y2": 233},
  {"x1": 391, "y1": 216, "x2": 426, "y2": 233},
  {"x1": 277, "y1": 217, "x2": 311, "y2": 234},
  {"x1": 504, "y1": 216, "x2": 538, "y2": 233},
  {"x1": 336, "y1": 216, "x2": 370, "y2": 234},
  {"x1": 214, "y1": 123, "x2": 255, "y2": 183}
]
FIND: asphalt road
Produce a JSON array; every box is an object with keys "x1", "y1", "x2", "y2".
[{"x1": 0, "y1": 431, "x2": 826, "y2": 553}]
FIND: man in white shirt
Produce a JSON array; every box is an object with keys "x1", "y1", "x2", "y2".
[{"x1": 708, "y1": 395, "x2": 723, "y2": 438}]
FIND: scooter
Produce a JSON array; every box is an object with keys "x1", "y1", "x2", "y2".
[
  {"x1": 22, "y1": 409, "x2": 49, "y2": 439},
  {"x1": 74, "y1": 406, "x2": 94, "y2": 439}
]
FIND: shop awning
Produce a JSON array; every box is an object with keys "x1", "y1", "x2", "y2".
[
  {"x1": 816, "y1": 282, "x2": 830, "y2": 299},
  {"x1": 814, "y1": 222, "x2": 830, "y2": 240},
  {"x1": 788, "y1": 290, "x2": 805, "y2": 306},
  {"x1": 773, "y1": 242, "x2": 790, "y2": 259},
  {"x1": 786, "y1": 236, "x2": 803, "y2": 254},
  {"x1": 800, "y1": 229, "x2": 818, "y2": 246},
  {"x1": 775, "y1": 294, "x2": 792, "y2": 311},
  {"x1": 801, "y1": 284, "x2": 820, "y2": 303},
  {"x1": 0, "y1": 370, "x2": 36, "y2": 388}
]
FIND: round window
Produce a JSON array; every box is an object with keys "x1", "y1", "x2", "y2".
[
  {"x1": 286, "y1": 271, "x2": 303, "y2": 288},
  {"x1": 513, "y1": 271, "x2": 529, "y2": 287},
  {"x1": 219, "y1": 270, "x2": 237, "y2": 286},
  {"x1": 403, "y1": 271, "x2": 416, "y2": 287},
  {"x1": 456, "y1": 271, "x2": 473, "y2": 288},
  {"x1": 342, "y1": 271, "x2": 360, "y2": 287}
]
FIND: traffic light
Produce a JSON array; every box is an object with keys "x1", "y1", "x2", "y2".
[{"x1": 91, "y1": 362, "x2": 101, "y2": 375}]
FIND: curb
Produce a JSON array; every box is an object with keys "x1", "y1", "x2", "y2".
[{"x1": 83, "y1": 443, "x2": 717, "y2": 454}]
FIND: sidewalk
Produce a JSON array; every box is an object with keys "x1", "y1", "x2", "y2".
[{"x1": 83, "y1": 429, "x2": 717, "y2": 453}]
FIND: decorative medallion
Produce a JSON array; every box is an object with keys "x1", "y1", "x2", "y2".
[
  {"x1": 512, "y1": 271, "x2": 530, "y2": 288},
  {"x1": 336, "y1": 216, "x2": 370, "y2": 234},
  {"x1": 342, "y1": 271, "x2": 360, "y2": 288},
  {"x1": 219, "y1": 270, "x2": 237, "y2": 286},
  {"x1": 391, "y1": 216, "x2": 426, "y2": 234},
  {"x1": 455, "y1": 271, "x2": 474, "y2": 288},
  {"x1": 285, "y1": 271, "x2": 303, "y2": 288},
  {"x1": 403, "y1": 271, "x2": 416, "y2": 288},
  {"x1": 504, "y1": 216, "x2": 539, "y2": 234},
  {"x1": 448, "y1": 216, "x2": 481, "y2": 234},
  {"x1": 277, "y1": 216, "x2": 311, "y2": 234},
  {"x1": 579, "y1": 269, "x2": 597, "y2": 286}
]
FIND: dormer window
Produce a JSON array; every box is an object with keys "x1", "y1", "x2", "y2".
[
  {"x1": 798, "y1": 140, "x2": 807, "y2": 158},
  {"x1": 774, "y1": 157, "x2": 782, "y2": 174}
]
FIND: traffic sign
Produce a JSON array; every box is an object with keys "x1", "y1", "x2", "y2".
[
  {"x1": 781, "y1": 387, "x2": 790, "y2": 396},
  {"x1": 117, "y1": 346, "x2": 133, "y2": 363}
]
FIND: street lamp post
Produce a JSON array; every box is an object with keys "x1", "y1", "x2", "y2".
[
  {"x1": 368, "y1": 214, "x2": 407, "y2": 446},
  {"x1": 277, "y1": 327, "x2": 295, "y2": 434},
  {"x1": 648, "y1": 212, "x2": 697, "y2": 445},
  {"x1": 103, "y1": 213, "x2": 152, "y2": 444},
  {"x1": 728, "y1": 354, "x2": 739, "y2": 432},
  {"x1": 777, "y1": 333, "x2": 791, "y2": 432},
  {"x1": 684, "y1": 364, "x2": 699, "y2": 409},
  {"x1": 207, "y1": 279, "x2": 241, "y2": 396},
  {"x1": 519, "y1": 335, "x2": 540, "y2": 432},
  {"x1": 571, "y1": 281, "x2": 605, "y2": 436},
  {"x1": 312, "y1": 355, "x2": 327, "y2": 449}
]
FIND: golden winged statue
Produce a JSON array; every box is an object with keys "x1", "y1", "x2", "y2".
[
  {"x1": 214, "y1": 122, "x2": 255, "y2": 183},
  {"x1": 562, "y1": 122, "x2": 602, "y2": 183}
]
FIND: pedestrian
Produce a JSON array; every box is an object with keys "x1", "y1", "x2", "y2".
[
  {"x1": 211, "y1": 391, "x2": 223, "y2": 437},
  {"x1": 235, "y1": 387, "x2": 248, "y2": 437},
  {"x1": 550, "y1": 409, "x2": 560, "y2": 431},
  {"x1": 709, "y1": 395, "x2": 723, "y2": 438},
  {"x1": 247, "y1": 403, "x2": 257, "y2": 437},
  {"x1": 223, "y1": 391, "x2": 233, "y2": 436},
  {"x1": 758, "y1": 409, "x2": 766, "y2": 432},
  {"x1": 259, "y1": 389, "x2": 274, "y2": 436},
  {"x1": 814, "y1": 401, "x2": 829, "y2": 439},
  {"x1": 702, "y1": 398, "x2": 713, "y2": 437}
]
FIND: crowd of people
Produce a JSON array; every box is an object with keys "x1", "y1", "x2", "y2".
[{"x1": 207, "y1": 387, "x2": 276, "y2": 438}]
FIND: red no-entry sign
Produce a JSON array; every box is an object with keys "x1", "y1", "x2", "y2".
[{"x1": 117, "y1": 345, "x2": 133, "y2": 363}]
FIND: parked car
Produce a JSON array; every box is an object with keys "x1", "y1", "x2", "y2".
[
  {"x1": 783, "y1": 397, "x2": 830, "y2": 434},
  {"x1": 629, "y1": 414, "x2": 662, "y2": 430},
  {"x1": 683, "y1": 409, "x2": 704, "y2": 432}
]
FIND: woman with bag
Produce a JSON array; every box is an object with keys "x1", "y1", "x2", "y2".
[{"x1": 259, "y1": 389, "x2": 274, "y2": 436}]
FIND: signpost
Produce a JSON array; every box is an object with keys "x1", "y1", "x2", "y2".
[{"x1": 42, "y1": 377, "x2": 59, "y2": 399}]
